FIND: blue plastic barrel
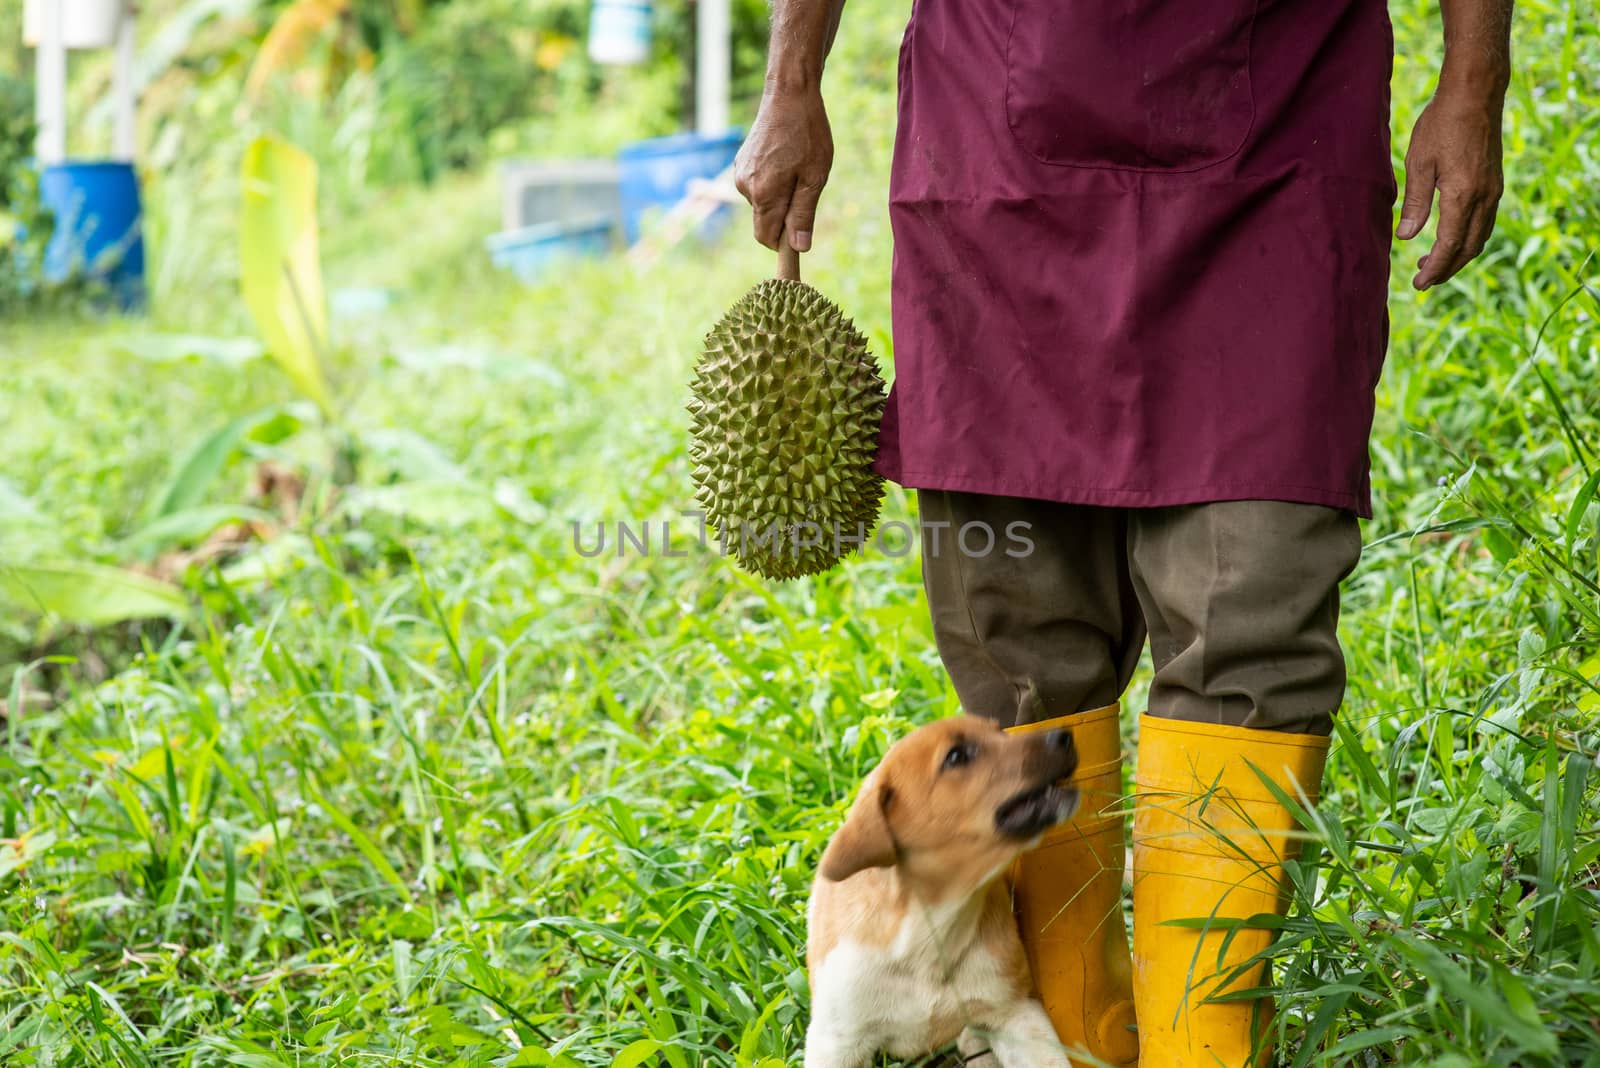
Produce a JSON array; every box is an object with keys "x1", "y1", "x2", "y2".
[
  {"x1": 40, "y1": 161, "x2": 146, "y2": 310},
  {"x1": 616, "y1": 130, "x2": 744, "y2": 245}
]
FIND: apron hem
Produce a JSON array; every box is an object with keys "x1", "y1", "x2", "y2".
[{"x1": 877, "y1": 463, "x2": 1370, "y2": 519}]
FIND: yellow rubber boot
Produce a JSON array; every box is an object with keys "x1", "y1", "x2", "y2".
[
  {"x1": 1009, "y1": 705, "x2": 1139, "y2": 1067},
  {"x1": 1131, "y1": 716, "x2": 1329, "y2": 1068}
]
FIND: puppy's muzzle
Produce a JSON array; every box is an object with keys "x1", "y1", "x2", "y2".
[{"x1": 995, "y1": 728, "x2": 1080, "y2": 838}]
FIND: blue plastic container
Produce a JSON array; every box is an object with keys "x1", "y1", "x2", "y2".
[
  {"x1": 617, "y1": 130, "x2": 744, "y2": 245},
  {"x1": 40, "y1": 160, "x2": 146, "y2": 310},
  {"x1": 485, "y1": 215, "x2": 616, "y2": 283}
]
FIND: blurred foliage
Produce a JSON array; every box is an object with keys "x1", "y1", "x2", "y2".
[
  {"x1": 116, "y1": 0, "x2": 774, "y2": 312},
  {"x1": 0, "y1": 2, "x2": 22, "y2": 81},
  {"x1": 137, "y1": 0, "x2": 770, "y2": 189},
  {"x1": 0, "y1": 0, "x2": 773, "y2": 299},
  {"x1": 0, "y1": 72, "x2": 53, "y2": 313},
  {"x1": 0, "y1": 0, "x2": 773, "y2": 311},
  {"x1": 0, "y1": 72, "x2": 40, "y2": 213},
  {"x1": 368, "y1": 0, "x2": 591, "y2": 182}
]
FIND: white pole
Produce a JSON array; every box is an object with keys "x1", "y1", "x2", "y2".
[
  {"x1": 113, "y1": 1, "x2": 137, "y2": 161},
  {"x1": 35, "y1": 0, "x2": 68, "y2": 164},
  {"x1": 695, "y1": 0, "x2": 730, "y2": 135}
]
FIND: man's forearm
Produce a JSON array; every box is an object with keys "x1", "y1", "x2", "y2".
[
  {"x1": 766, "y1": 0, "x2": 848, "y2": 93},
  {"x1": 734, "y1": 0, "x2": 848, "y2": 250},
  {"x1": 1438, "y1": 0, "x2": 1513, "y2": 99},
  {"x1": 1397, "y1": 0, "x2": 1510, "y2": 286}
]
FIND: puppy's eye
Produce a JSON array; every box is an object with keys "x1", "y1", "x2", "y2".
[{"x1": 943, "y1": 743, "x2": 975, "y2": 770}]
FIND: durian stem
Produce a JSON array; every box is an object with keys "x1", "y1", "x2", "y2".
[{"x1": 777, "y1": 235, "x2": 802, "y2": 282}]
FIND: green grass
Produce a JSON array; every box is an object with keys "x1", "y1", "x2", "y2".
[{"x1": 2, "y1": 3, "x2": 1598, "y2": 1066}]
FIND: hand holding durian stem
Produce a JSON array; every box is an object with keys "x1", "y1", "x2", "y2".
[{"x1": 778, "y1": 232, "x2": 802, "y2": 282}]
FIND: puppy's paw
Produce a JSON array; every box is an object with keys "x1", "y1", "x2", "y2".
[{"x1": 956, "y1": 1027, "x2": 999, "y2": 1064}]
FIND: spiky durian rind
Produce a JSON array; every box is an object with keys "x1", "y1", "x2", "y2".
[{"x1": 689, "y1": 278, "x2": 886, "y2": 580}]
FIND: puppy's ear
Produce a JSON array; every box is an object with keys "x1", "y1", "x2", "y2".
[{"x1": 820, "y1": 775, "x2": 897, "y2": 882}]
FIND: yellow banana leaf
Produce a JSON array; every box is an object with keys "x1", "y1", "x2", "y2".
[{"x1": 240, "y1": 135, "x2": 332, "y2": 414}]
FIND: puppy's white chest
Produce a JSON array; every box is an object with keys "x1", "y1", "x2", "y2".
[{"x1": 810, "y1": 934, "x2": 1017, "y2": 1059}]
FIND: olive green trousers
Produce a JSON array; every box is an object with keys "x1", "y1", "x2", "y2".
[{"x1": 917, "y1": 492, "x2": 1363, "y2": 736}]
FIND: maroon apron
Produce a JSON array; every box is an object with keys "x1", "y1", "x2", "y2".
[{"x1": 875, "y1": 0, "x2": 1397, "y2": 517}]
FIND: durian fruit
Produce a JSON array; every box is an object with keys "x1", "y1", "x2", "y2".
[{"x1": 688, "y1": 248, "x2": 886, "y2": 580}]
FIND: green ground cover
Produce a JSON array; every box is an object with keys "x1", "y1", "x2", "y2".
[{"x1": 1, "y1": 3, "x2": 1597, "y2": 1065}]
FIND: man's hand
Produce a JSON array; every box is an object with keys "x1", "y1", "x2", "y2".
[
  {"x1": 1398, "y1": 0, "x2": 1512, "y2": 291},
  {"x1": 734, "y1": 0, "x2": 846, "y2": 253},
  {"x1": 734, "y1": 87, "x2": 833, "y2": 253},
  {"x1": 1397, "y1": 87, "x2": 1505, "y2": 290}
]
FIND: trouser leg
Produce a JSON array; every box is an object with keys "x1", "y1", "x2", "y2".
[
  {"x1": 917, "y1": 489, "x2": 1144, "y2": 726},
  {"x1": 1127, "y1": 500, "x2": 1363, "y2": 736},
  {"x1": 1127, "y1": 500, "x2": 1359, "y2": 1066}
]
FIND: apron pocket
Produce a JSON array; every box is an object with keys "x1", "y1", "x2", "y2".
[{"x1": 1004, "y1": 0, "x2": 1258, "y2": 171}]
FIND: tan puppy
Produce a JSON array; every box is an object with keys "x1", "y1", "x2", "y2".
[{"x1": 805, "y1": 716, "x2": 1078, "y2": 1068}]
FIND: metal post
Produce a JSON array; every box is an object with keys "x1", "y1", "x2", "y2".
[
  {"x1": 35, "y1": 0, "x2": 68, "y2": 164},
  {"x1": 113, "y1": 1, "x2": 137, "y2": 161},
  {"x1": 695, "y1": 0, "x2": 729, "y2": 135}
]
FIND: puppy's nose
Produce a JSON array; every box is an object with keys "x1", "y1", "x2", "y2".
[{"x1": 1043, "y1": 728, "x2": 1075, "y2": 757}]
